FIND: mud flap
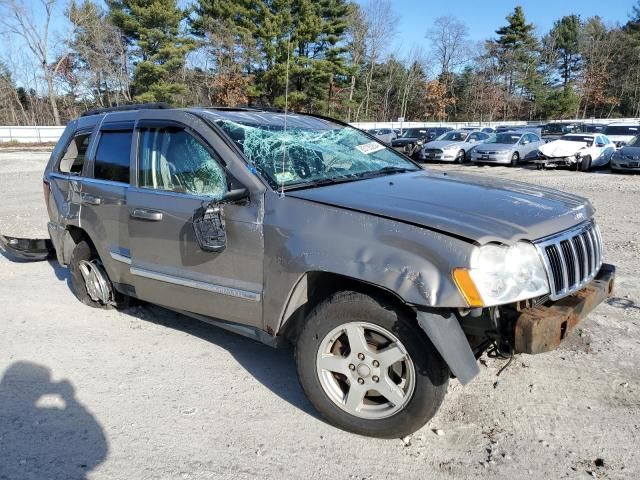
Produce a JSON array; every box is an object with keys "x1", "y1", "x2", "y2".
[
  {"x1": 0, "y1": 233, "x2": 55, "y2": 261},
  {"x1": 416, "y1": 310, "x2": 480, "y2": 385}
]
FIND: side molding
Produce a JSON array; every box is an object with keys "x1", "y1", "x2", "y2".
[{"x1": 416, "y1": 310, "x2": 480, "y2": 385}]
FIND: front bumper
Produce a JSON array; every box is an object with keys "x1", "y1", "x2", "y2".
[
  {"x1": 533, "y1": 156, "x2": 577, "y2": 168},
  {"x1": 0, "y1": 233, "x2": 55, "y2": 261},
  {"x1": 420, "y1": 151, "x2": 457, "y2": 161},
  {"x1": 514, "y1": 263, "x2": 615, "y2": 354},
  {"x1": 471, "y1": 154, "x2": 511, "y2": 164},
  {"x1": 611, "y1": 159, "x2": 640, "y2": 172}
]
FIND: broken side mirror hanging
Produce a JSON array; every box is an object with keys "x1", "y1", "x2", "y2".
[
  {"x1": 192, "y1": 188, "x2": 249, "y2": 253},
  {"x1": 193, "y1": 201, "x2": 227, "y2": 253}
]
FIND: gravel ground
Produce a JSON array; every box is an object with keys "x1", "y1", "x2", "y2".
[{"x1": 0, "y1": 149, "x2": 639, "y2": 480}]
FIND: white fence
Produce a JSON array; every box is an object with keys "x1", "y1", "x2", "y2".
[
  {"x1": 2, "y1": 117, "x2": 640, "y2": 144},
  {"x1": 0, "y1": 126, "x2": 65, "y2": 144}
]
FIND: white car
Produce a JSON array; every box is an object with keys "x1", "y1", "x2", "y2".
[
  {"x1": 536, "y1": 133, "x2": 616, "y2": 171},
  {"x1": 418, "y1": 130, "x2": 491, "y2": 163},
  {"x1": 603, "y1": 122, "x2": 640, "y2": 147},
  {"x1": 366, "y1": 128, "x2": 397, "y2": 145}
]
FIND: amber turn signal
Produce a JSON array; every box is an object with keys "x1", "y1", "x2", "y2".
[{"x1": 452, "y1": 268, "x2": 484, "y2": 307}]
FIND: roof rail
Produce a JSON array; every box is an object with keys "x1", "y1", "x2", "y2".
[{"x1": 81, "y1": 102, "x2": 171, "y2": 117}]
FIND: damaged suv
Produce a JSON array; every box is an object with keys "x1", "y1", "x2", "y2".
[{"x1": 1, "y1": 105, "x2": 615, "y2": 438}]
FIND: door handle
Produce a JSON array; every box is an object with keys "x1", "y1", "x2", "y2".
[
  {"x1": 131, "y1": 208, "x2": 163, "y2": 221},
  {"x1": 81, "y1": 194, "x2": 102, "y2": 206}
]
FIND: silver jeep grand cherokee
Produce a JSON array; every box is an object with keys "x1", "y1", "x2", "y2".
[{"x1": 0, "y1": 105, "x2": 615, "y2": 438}]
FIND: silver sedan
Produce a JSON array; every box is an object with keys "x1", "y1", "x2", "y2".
[{"x1": 471, "y1": 130, "x2": 545, "y2": 166}]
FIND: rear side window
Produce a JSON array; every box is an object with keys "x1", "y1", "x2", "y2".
[
  {"x1": 94, "y1": 131, "x2": 132, "y2": 183},
  {"x1": 59, "y1": 132, "x2": 90, "y2": 174},
  {"x1": 138, "y1": 128, "x2": 227, "y2": 198}
]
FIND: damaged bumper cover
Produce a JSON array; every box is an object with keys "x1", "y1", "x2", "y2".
[
  {"x1": 514, "y1": 263, "x2": 615, "y2": 354},
  {"x1": 0, "y1": 233, "x2": 55, "y2": 261},
  {"x1": 533, "y1": 154, "x2": 579, "y2": 168}
]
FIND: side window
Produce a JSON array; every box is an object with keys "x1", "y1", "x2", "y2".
[
  {"x1": 138, "y1": 128, "x2": 228, "y2": 199},
  {"x1": 59, "y1": 132, "x2": 91, "y2": 174},
  {"x1": 94, "y1": 131, "x2": 132, "y2": 183}
]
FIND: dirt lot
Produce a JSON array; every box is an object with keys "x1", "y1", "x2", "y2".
[{"x1": 1, "y1": 148, "x2": 639, "y2": 480}]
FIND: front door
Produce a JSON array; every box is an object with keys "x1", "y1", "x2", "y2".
[{"x1": 127, "y1": 121, "x2": 264, "y2": 327}]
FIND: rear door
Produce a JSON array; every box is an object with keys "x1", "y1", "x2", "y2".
[
  {"x1": 127, "y1": 117, "x2": 264, "y2": 327},
  {"x1": 80, "y1": 121, "x2": 135, "y2": 291}
]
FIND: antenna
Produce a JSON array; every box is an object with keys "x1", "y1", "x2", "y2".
[{"x1": 280, "y1": 31, "x2": 291, "y2": 199}]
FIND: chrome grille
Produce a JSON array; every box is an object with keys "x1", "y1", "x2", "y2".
[
  {"x1": 423, "y1": 148, "x2": 443, "y2": 154},
  {"x1": 535, "y1": 221, "x2": 603, "y2": 300}
]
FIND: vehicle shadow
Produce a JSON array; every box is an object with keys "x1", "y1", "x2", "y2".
[
  {"x1": 122, "y1": 301, "x2": 321, "y2": 421},
  {"x1": 0, "y1": 361, "x2": 108, "y2": 480},
  {"x1": 1, "y1": 255, "x2": 318, "y2": 422}
]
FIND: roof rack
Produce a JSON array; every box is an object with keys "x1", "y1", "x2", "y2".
[
  {"x1": 204, "y1": 105, "x2": 286, "y2": 114},
  {"x1": 81, "y1": 102, "x2": 171, "y2": 117}
]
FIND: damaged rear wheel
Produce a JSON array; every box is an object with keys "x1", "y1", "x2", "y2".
[
  {"x1": 70, "y1": 240, "x2": 127, "y2": 309},
  {"x1": 295, "y1": 291, "x2": 448, "y2": 438}
]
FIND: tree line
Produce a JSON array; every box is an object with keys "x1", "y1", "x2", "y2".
[{"x1": 1, "y1": 0, "x2": 640, "y2": 126}]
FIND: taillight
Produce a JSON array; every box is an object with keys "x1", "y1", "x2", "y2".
[{"x1": 43, "y1": 180, "x2": 51, "y2": 212}]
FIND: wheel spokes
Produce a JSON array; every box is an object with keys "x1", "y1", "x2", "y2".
[
  {"x1": 317, "y1": 353, "x2": 349, "y2": 375},
  {"x1": 375, "y1": 376, "x2": 406, "y2": 406},
  {"x1": 344, "y1": 382, "x2": 367, "y2": 411},
  {"x1": 344, "y1": 324, "x2": 369, "y2": 355},
  {"x1": 374, "y1": 342, "x2": 405, "y2": 367}
]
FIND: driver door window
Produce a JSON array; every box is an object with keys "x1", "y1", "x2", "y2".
[{"x1": 138, "y1": 128, "x2": 228, "y2": 199}]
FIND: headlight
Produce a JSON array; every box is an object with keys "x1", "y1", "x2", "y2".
[{"x1": 453, "y1": 241, "x2": 549, "y2": 307}]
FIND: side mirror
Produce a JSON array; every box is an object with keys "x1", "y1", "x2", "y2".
[{"x1": 222, "y1": 187, "x2": 250, "y2": 203}]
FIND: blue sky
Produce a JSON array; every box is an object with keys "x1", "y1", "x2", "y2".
[{"x1": 355, "y1": 0, "x2": 636, "y2": 52}]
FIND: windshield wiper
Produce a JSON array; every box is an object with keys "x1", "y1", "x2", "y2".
[
  {"x1": 284, "y1": 175, "x2": 359, "y2": 191},
  {"x1": 355, "y1": 166, "x2": 416, "y2": 178}
]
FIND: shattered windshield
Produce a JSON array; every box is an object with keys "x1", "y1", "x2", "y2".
[{"x1": 208, "y1": 112, "x2": 418, "y2": 189}]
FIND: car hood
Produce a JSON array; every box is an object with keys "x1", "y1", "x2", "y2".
[
  {"x1": 475, "y1": 144, "x2": 514, "y2": 153},
  {"x1": 424, "y1": 140, "x2": 465, "y2": 150},
  {"x1": 618, "y1": 146, "x2": 640, "y2": 157},
  {"x1": 287, "y1": 170, "x2": 593, "y2": 245},
  {"x1": 539, "y1": 140, "x2": 587, "y2": 157}
]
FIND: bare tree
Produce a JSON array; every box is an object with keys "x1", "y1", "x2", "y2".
[
  {"x1": 0, "y1": 0, "x2": 64, "y2": 125},
  {"x1": 426, "y1": 16, "x2": 471, "y2": 79},
  {"x1": 355, "y1": 0, "x2": 398, "y2": 121}
]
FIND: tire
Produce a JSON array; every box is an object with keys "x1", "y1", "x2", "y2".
[
  {"x1": 69, "y1": 239, "x2": 127, "y2": 309},
  {"x1": 295, "y1": 291, "x2": 449, "y2": 438},
  {"x1": 580, "y1": 155, "x2": 592, "y2": 172},
  {"x1": 510, "y1": 152, "x2": 519, "y2": 167},
  {"x1": 455, "y1": 150, "x2": 465, "y2": 164}
]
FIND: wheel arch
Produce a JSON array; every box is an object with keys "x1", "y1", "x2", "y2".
[{"x1": 276, "y1": 271, "x2": 415, "y2": 343}]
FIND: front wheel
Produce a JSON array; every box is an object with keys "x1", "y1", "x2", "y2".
[
  {"x1": 580, "y1": 155, "x2": 592, "y2": 172},
  {"x1": 295, "y1": 291, "x2": 449, "y2": 438},
  {"x1": 455, "y1": 150, "x2": 465, "y2": 164},
  {"x1": 510, "y1": 152, "x2": 519, "y2": 167}
]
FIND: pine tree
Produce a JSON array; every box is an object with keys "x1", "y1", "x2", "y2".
[
  {"x1": 492, "y1": 6, "x2": 539, "y2": 95},
  {"x1": 547, "y1": 15, "x2": 582, "y2": 86},
  {"x1": 107, "y1": 0, "x2": 195, "y2": 104}
]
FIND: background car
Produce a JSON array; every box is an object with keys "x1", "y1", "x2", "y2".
[
  {"x1": 603, "y1": 122, "x2": 640, "y2": 147},
  {"x1": 541, "y1": 122, "x2": 582, "y2": 141},
  {"x1": 580, "y1": 123, "x2": 607, "y2": 134},
  {"x1": 419, "y1": 130, "x2": 491, "y2": 163},
  {"x1": 537, "y1": 133, "x2": 615, "y2": 171},
  {"x1": 366, "y1": 128, "x2": 397, "y2": 145},
  {"x1": 391, "y1": 127, "x2": 431, "y2": 156},
  {"x1": 481, "y1": 127, "x2": 495, "y2": 134},
  {"x1": 611, "y1": 134, "x2": 640, "y2": 173},
  {"x1": 471, "y1": 130, "x2": 544, "y2": 166}
]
